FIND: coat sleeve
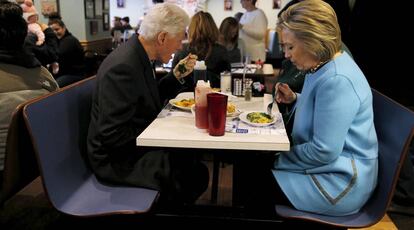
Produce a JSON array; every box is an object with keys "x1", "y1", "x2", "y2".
[{"x1": 276, "y1": 75, "x2": 360, "y2": 170}]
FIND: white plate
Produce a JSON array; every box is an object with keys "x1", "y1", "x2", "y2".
[
  {"x1": 175, "y1": 92, "x2": 194, "y2": 100},
  {"x1": 190, "y1": 104, "x2": 241, "y2": 117},
  {"x1": 239, "y1": 111, "x2": 276, "y2": 127},
  {"x1": 226, "y1": 103, "x2": 241, "y2": 117},
  {"x1": 169, "y1": 98, "x2": 194, "y2": 111}
]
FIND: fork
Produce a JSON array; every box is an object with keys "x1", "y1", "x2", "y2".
[
  {"x1": 267, "y1": 101, "x2": 274, "y2": 116},
  {"x1": 267, "y1": 86, "x2": 278, "y2": 115}
]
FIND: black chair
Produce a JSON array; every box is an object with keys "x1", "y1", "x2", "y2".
[
  {"x1": 23, "y1": 76, "x2": 159, "y2": 216},
  {"x1": 275, "y1": 89, "x2": 414, "y2": 228}
]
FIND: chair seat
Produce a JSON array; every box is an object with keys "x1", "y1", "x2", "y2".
[
  {"x1": 57, "y1": 176, "x2": 158, "y2": 216},
  {"x1": 23, "y1": 77, "x2": 159, "y2": 217},
  {"x1": 276, "y1": 204, "x2": 378, "y2": 228}
]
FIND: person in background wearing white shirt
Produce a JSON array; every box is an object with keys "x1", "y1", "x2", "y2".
[{"x1": 239, "y1": 0, "x2": 268, "y2": 62}]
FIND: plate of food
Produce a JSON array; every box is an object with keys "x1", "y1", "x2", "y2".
[
  {"x1": 239, "y1": 111, "x2": 276, "y2": 127},
  {"x1": 190, "y1": 103, "x2": 241, "y2": 117},
  {"x1": 169, "y1": 98, "x2": 195, "y2": 111},
  {"x1": 226, "y1": 103, "x2": 241, "y2": 117}
]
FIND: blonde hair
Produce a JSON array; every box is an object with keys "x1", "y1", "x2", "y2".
[
  {"x1": 187, "y1": 11, "x2": 219, "y2": 60},
  {"x1": 277, "y1": 0, "x2": 341, "y2": 62},
  {"x1": 138, "y1": 3, "x2": 189, "y2": 41}
]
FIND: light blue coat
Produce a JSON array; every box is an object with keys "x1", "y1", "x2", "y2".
[{"x1": 273, "y1": 52, "x2": 378, "y2": 216}]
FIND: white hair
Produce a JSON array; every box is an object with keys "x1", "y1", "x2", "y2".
[{"x1": 138, "y1": 3, "x2": 190, "y2": 41}]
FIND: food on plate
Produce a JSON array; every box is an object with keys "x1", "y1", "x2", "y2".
[
  {"x1": 174, "y1": 98, "x2": 195, "y2": 108},
  {"x1": 246, "y1": 112, "x2": 273, "y2": 123},
  {"x1": 191, "y1": 103, "x2": 237, "y2": 116},
  {"x1": 227, "y1": 103, "x2": 236, "y2": 114}
]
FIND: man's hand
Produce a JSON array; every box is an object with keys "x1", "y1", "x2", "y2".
[{"x1": 173, "y1": 53, "x2": 198, "y2": 79}]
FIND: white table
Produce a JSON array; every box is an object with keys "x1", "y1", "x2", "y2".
[
  {"x1": 136, "y1": 93, "x2": 290, "y2": 204},
  {"x1": 136, "y1": 94, "x2": 290, "y2": 151}
]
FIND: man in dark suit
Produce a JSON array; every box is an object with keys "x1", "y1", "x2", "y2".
[{"x1": 87, "y1": 3, "x2": 206, "y2": 206}]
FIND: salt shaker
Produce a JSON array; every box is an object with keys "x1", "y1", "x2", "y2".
[{"x1": 245, "y1": 84, "x2": 252, "y2": 101}]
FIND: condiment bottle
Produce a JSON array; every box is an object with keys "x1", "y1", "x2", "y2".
[
  {"x1": 193, "y1": 61, "x2": 207, "y2": 83},
  {"x1": 195, "y1": 80, "x2": 211, "y2": 129}
]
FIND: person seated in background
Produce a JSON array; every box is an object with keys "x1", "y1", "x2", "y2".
[
  {"x1": 241, "y1": 0, "x2": 378, "y2": 217},
  {"x1": 48, "y1": 16, "x2": 86, "y2": 87},
  {"x1": 110, "y1": 16, "x2": 123, "y2": 36},
  {"x1": 20, "y1": 0, "x2": 44, "y2": 46},
  {"x1": 87, "y1": 3, "x2": 208, "y2": 207},
  {"x1": 121, "y1": 16, "x2": 132, "y2": 31},
  {"x1": 135, "y1": 13, "x2": 145, "y2": 34},
  {"x1": 20, "y1": 0, "x2": 60, "y2": 74},
  {"x1": 23, "y1": 10, "x2": 59, "y2": 75},
  {"x1": 0, "y1": 1, "x2": 59, "y2": 178},
  {"x1": 159, "y1": 11, "x2": 230, "y2": 100},
  {"x1": 218, "y1": 17, "x2": 242, "y2": 63},
  {"x1": 119, "y1": 16, "x2": 135, "y2": 42}
]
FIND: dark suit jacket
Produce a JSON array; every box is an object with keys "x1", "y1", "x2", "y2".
[
  {"x1": 87, "y1": 34, "x2": 164, "y2": 188},
  {"x1": 55, "y1": 31, "x2": 85, "y2": 77}
]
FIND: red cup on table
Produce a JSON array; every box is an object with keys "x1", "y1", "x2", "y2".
[{"x1": 207, "y1": 93, "x2": 228, "y2": 136}]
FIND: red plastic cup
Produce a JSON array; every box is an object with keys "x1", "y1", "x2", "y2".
[{"x1": 207, "y1": 93, "x2": 228, "y2": 136}]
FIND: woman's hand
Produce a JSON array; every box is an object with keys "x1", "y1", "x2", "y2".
[
  {"x1": 275, "y1": 83, "x2": 297, "y2": 104},
  {"x1": 173, "y1": 53, "x2": 198, "y2": 79}
]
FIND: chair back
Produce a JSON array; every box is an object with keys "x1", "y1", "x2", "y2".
[
  {"x1": 365, "y1": 89, "x2": 414, "y2": 218},
  {"x1": 23, "y1": 76, "x2": 158, "y2": 216},
  {"x1": 1, "y1": 103, "x2": 38, "y2": 205},
  {"x1": 275, "y1": 89, "x2": 414, "y2": 228}
]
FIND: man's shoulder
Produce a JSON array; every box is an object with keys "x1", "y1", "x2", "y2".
[
  {"x1": 103, "y1": 44, "x2": 145, "y2": 67},
  {"x1": 0, "y1": 64, "x2": 58, "y2": 93}
]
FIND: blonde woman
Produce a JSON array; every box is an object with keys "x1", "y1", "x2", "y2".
[{"x1": 240, "y1": 0, "x2": 378, "y2": 217}]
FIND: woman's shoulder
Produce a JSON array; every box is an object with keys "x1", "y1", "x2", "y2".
[{"x1": 332, "y1": 53, "x2": 365, "y2": 79}]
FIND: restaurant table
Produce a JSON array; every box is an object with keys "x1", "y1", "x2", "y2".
[{"x1": 136, "y1": 93, "x2": 290, "y2": 203}]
